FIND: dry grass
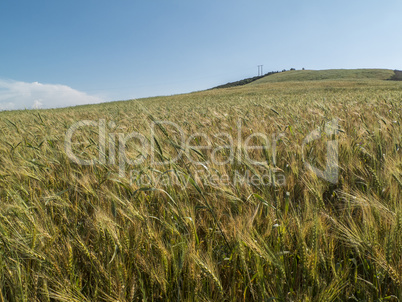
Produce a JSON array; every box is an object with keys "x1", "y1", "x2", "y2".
[{"x1": 0, "y1": 78, "x2": 401, "y2": 301}]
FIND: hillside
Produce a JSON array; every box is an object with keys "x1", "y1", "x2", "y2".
[
  {"x1": 249, "y1": 68, "x2": 395, "y2": 85},
  {"x1": 209, "y1": 68, "x2": 398, "y2": 91}
]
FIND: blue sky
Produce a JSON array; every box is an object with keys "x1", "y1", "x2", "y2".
[{"x1": 1, "y1": 0, "x2": 402, "y2": 110}]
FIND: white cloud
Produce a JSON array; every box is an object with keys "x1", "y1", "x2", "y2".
[
  {"x1": 0, "y1": 79, "x2": 104, "y2": 111},
  {"x1": 32, "y1": 99, "x2": 43, "y2": 109}
]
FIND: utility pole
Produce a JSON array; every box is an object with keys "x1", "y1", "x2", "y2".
[{"x1": 257, "y1": 65, "x2": 264, "y2": 76}]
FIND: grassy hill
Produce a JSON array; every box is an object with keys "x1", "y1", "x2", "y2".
[
  {"x1": 210, "y1": 68, "x2": 399, "y2": 91},
  {"x1": 0, "y1": 70, "x2": 401, "y2": 301},
  {"x1": 249, "y1": 68, "x2": 395, "y2": 85}
]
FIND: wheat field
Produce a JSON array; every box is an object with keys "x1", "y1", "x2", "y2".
[{"x1": 0, "y1": 74, "x2": 401, "y2": 301}]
